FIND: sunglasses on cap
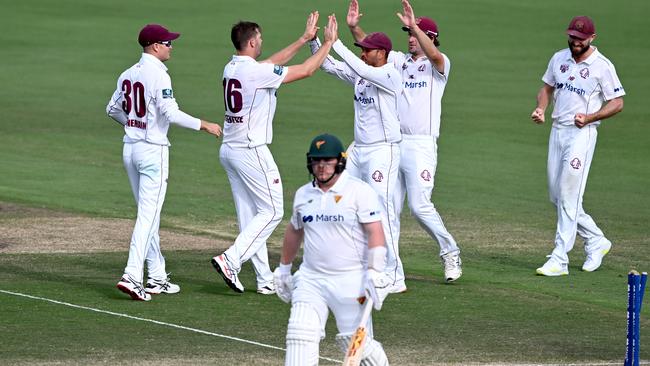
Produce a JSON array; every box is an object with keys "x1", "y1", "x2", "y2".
[{"x1": 157, "y1": 40, "x2": 172, "y2": 47}]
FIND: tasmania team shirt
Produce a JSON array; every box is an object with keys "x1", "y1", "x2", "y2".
[
  {"x1": 389, "y1": 51, "x2": 451, "y2": 138},
  {"x1": 542, "y1": 47, "x2": 625, "y2": 128},
  {"x1": 106, "y1": 53, "x2": 201, "y2": 146},
  {"x1": 290, "y1": 172, "x2": 383, "y2": 275},
  {"x1": 221, "y1": 55, "x2": 288, "y2": 148},
  {"x1": 311, "y1": 39, "x2": 402, "y2": 145}
]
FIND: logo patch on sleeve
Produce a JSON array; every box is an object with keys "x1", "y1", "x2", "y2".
[
  {"x1": 162, "y1": 89, "x2": 173, "y2": 98},
  {"x1": 273, "y1": 65, "x2": 284, "y2": 76}
]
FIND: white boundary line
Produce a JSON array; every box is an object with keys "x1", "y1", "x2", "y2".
[
  {"x1": 2, "y1": 289, "x2": 647, "y2": 366},
  {"x1": 0, "y1": 289, "x2": 341, "y2": 364}
]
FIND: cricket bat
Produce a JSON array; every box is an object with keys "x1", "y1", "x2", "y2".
[{"x1": 342, "y1": 297, "x2": 374, "y2": 366}]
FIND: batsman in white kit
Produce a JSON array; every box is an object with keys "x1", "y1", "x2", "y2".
[
  {"x1": 275, "y1": 133, "x2": 390, "y2": 366},
  {"x1": 212, "y1": 14, "x2": 338, "y2": 294},
  {"x1": 309, "y1": 28, "x2": 405, "y2": 293},
  {"x1": 348, "y1": 0, "x2": 462, "y2": 282},
  {"x1": 531, "y1": 16, "x2": 624, "y2": 276},
  {"x1": 106, "y1": 24, "x2": 222, "y2": 301}
]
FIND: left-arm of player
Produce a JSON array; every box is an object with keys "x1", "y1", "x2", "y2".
[
  {"x1": 332, "y1": 40, "x2": 400, "y2": 93},
  {"x1": 363, "y1": 220, "x2": 388, "y2": 311},
  {"x1": 396, "y1": 0, "x2": 445, "y2": 73},
  {"x1": 574, "y1": 97, "x2": 624, "y2": 128},
  {"x1": 106, "y1": 83, "x2": 128, "y2": 126},
  {"x1": 262, "y1": 11, "x2": 320, "y2": 65}
]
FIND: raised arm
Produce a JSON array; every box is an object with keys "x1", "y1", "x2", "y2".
[
  {"x1": 262, "y1": 11, "x2": 320, "y2": 65},
  {"x1": 308, "y1": 37, "x2": 357, "y2": 85},
  {"x1": 347, "y1": 0, "x2": 367, "y2": 42},
  {"x1": 396, "y1": 0, "x2": 445, "y2": 73},
  {"x1": 531, "y1": 83, "x2": 554, "y2": 124},
  {"x1": 332, "y1": 40, "x2": 400, "y2": 93},
  {"x1": 283, "y1": 14, "x2": 339, "y2": 84}
]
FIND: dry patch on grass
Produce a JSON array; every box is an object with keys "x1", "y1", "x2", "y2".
[{"x1": 0, "y1": 202, "x2": 231, "y2": 254}]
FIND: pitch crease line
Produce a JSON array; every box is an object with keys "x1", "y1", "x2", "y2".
[{"x1": 0, "y1": 289, "x2": 341, "y2": 364}]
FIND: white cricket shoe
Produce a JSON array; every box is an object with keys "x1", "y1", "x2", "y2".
[
  {"x1": 117, "y1": 275, "x2": 151, "y2": 301},
  {"x1": 145, "y1": 276, "x2": 180, "y2": 294},
  {"x1": 582, "y1": 239, "x2": 612, "y2": 272},
  {"x1": 536, "y1": 257, "x2": 568, "y2": 276},
  {"x1": 441, "y1": 252, "x2": 462, "y2": 282},
  {"x1": 211, "y1": 254, "x2": 244, "y2": 293},
  {"x1": 256, "y1": 283, "x2": 276, "y2": 295}
]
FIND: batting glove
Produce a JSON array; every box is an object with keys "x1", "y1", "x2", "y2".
[
  {"x1": 365, "y1": 268, "x2": 391, "y2": 311},
  {"x1": 273, "y1": 264, "x2": 293, "y2": 304}
]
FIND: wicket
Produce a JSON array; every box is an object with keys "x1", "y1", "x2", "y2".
[{"x1": 625, "y1": 270, "x2": 647, "y2": 366}]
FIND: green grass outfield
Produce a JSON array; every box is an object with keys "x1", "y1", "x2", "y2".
[{"x1": 1, "y1": 0, "x2": 649, "y2": 364}]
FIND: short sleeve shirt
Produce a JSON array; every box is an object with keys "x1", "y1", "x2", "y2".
[
  {"x1": 389, "y1": 51, "x2": 451, "y2": 137},
  {"x1": 290, "y1": 171, "x2": 383, "y2": 275},
  {"x1": 542, "y1": 48, "x2": 625, "y2": 127},
  {"x1": 222, "y1": 55, "x2": 288, "y2": 148}
]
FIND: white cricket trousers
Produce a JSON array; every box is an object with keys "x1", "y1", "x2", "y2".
[
  {"x1": 219, "y1": 144, "x2": 282, "y2": 288},
  {"x1": 394, "y1": 135, "x2": 459, "y2": 257},
  {"x1": 547, "y1": 124, "x2": 605, "y2": 264},
  {"x1": 346, "y1": 143, "x2": 402, "y2": 286},
  {"x1": 122, "y1": 141, "x2": 169, "y2": 284}
]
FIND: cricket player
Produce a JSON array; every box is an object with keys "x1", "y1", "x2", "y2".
[
  {"x1": 275, "y1": 133, "x2": 390, "y2": 366},
  {"x1": 212, "y1": 13, "x2": 339, "y2": 295},
  {"x1": 106, "y1": 24, "x2": 222, "y2": 301},
  {"x1": 348, "y1": 0, "x2": 462, "y2": 282},
  {"x1": 531, "y1": 16, "x2": 624, "y2": 276},
  {"x1": 309, "y1": 26, "x2": 404, "y2": 293}
]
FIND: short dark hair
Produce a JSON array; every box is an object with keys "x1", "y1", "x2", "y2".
[{"x1": 231, "y1": 21, "x2": 261, "y2": 51}]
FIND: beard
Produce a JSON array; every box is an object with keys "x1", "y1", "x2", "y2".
[{"x1": 568, "y1": 39, "x2": 591, "y2": 57}]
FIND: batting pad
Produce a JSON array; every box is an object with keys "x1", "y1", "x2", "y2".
[
  {"x1": 335, "y1": 332, "x2": 389, "y2": 366},
  {"x1": 286, "y1": 302, "x2": 321, "y2": 366}
]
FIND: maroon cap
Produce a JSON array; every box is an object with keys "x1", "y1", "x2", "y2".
[
  {"x1": 566, "y1": 16, "x2": 595, "y2": 40},
  {"x1": 138, "y1": 24, "x2": 181, "y2": 47},
  {"x1": 354, "y1": 32, "x2": 392, "y2": 53},
  {"x1": 402, "y1": 16, "x2": 439, "y2": 38}
]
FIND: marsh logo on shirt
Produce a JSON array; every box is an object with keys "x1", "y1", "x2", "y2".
[
  {"x1": 354, "y1": 95, "x2": 375, "y2": 104},
  {"x1": 316, "y1": 214, "x2": 344, "y2": 222},
  {"x1": 303, "y1": 213, "x2": 344, "y2": 222}
]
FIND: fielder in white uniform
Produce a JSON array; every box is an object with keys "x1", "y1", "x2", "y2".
[
  {"x1": 348, "y1": 0, "x2": 462, "y2": 282},
  {"x1": 309, "y1": 31, "x2": 404, "y2": 293},
  {"x1": 106, "y1": 24, "x2": 222, "y2": 301},
  {"x1": 531, "y1": 16, "x2": 624, "y2": 276},
  {"x1": 274, "y1": 133, "x2": 390, "y2": 366},
  {"x1": 212, "y1": 14, "x2": 339, "y2": 294}
]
